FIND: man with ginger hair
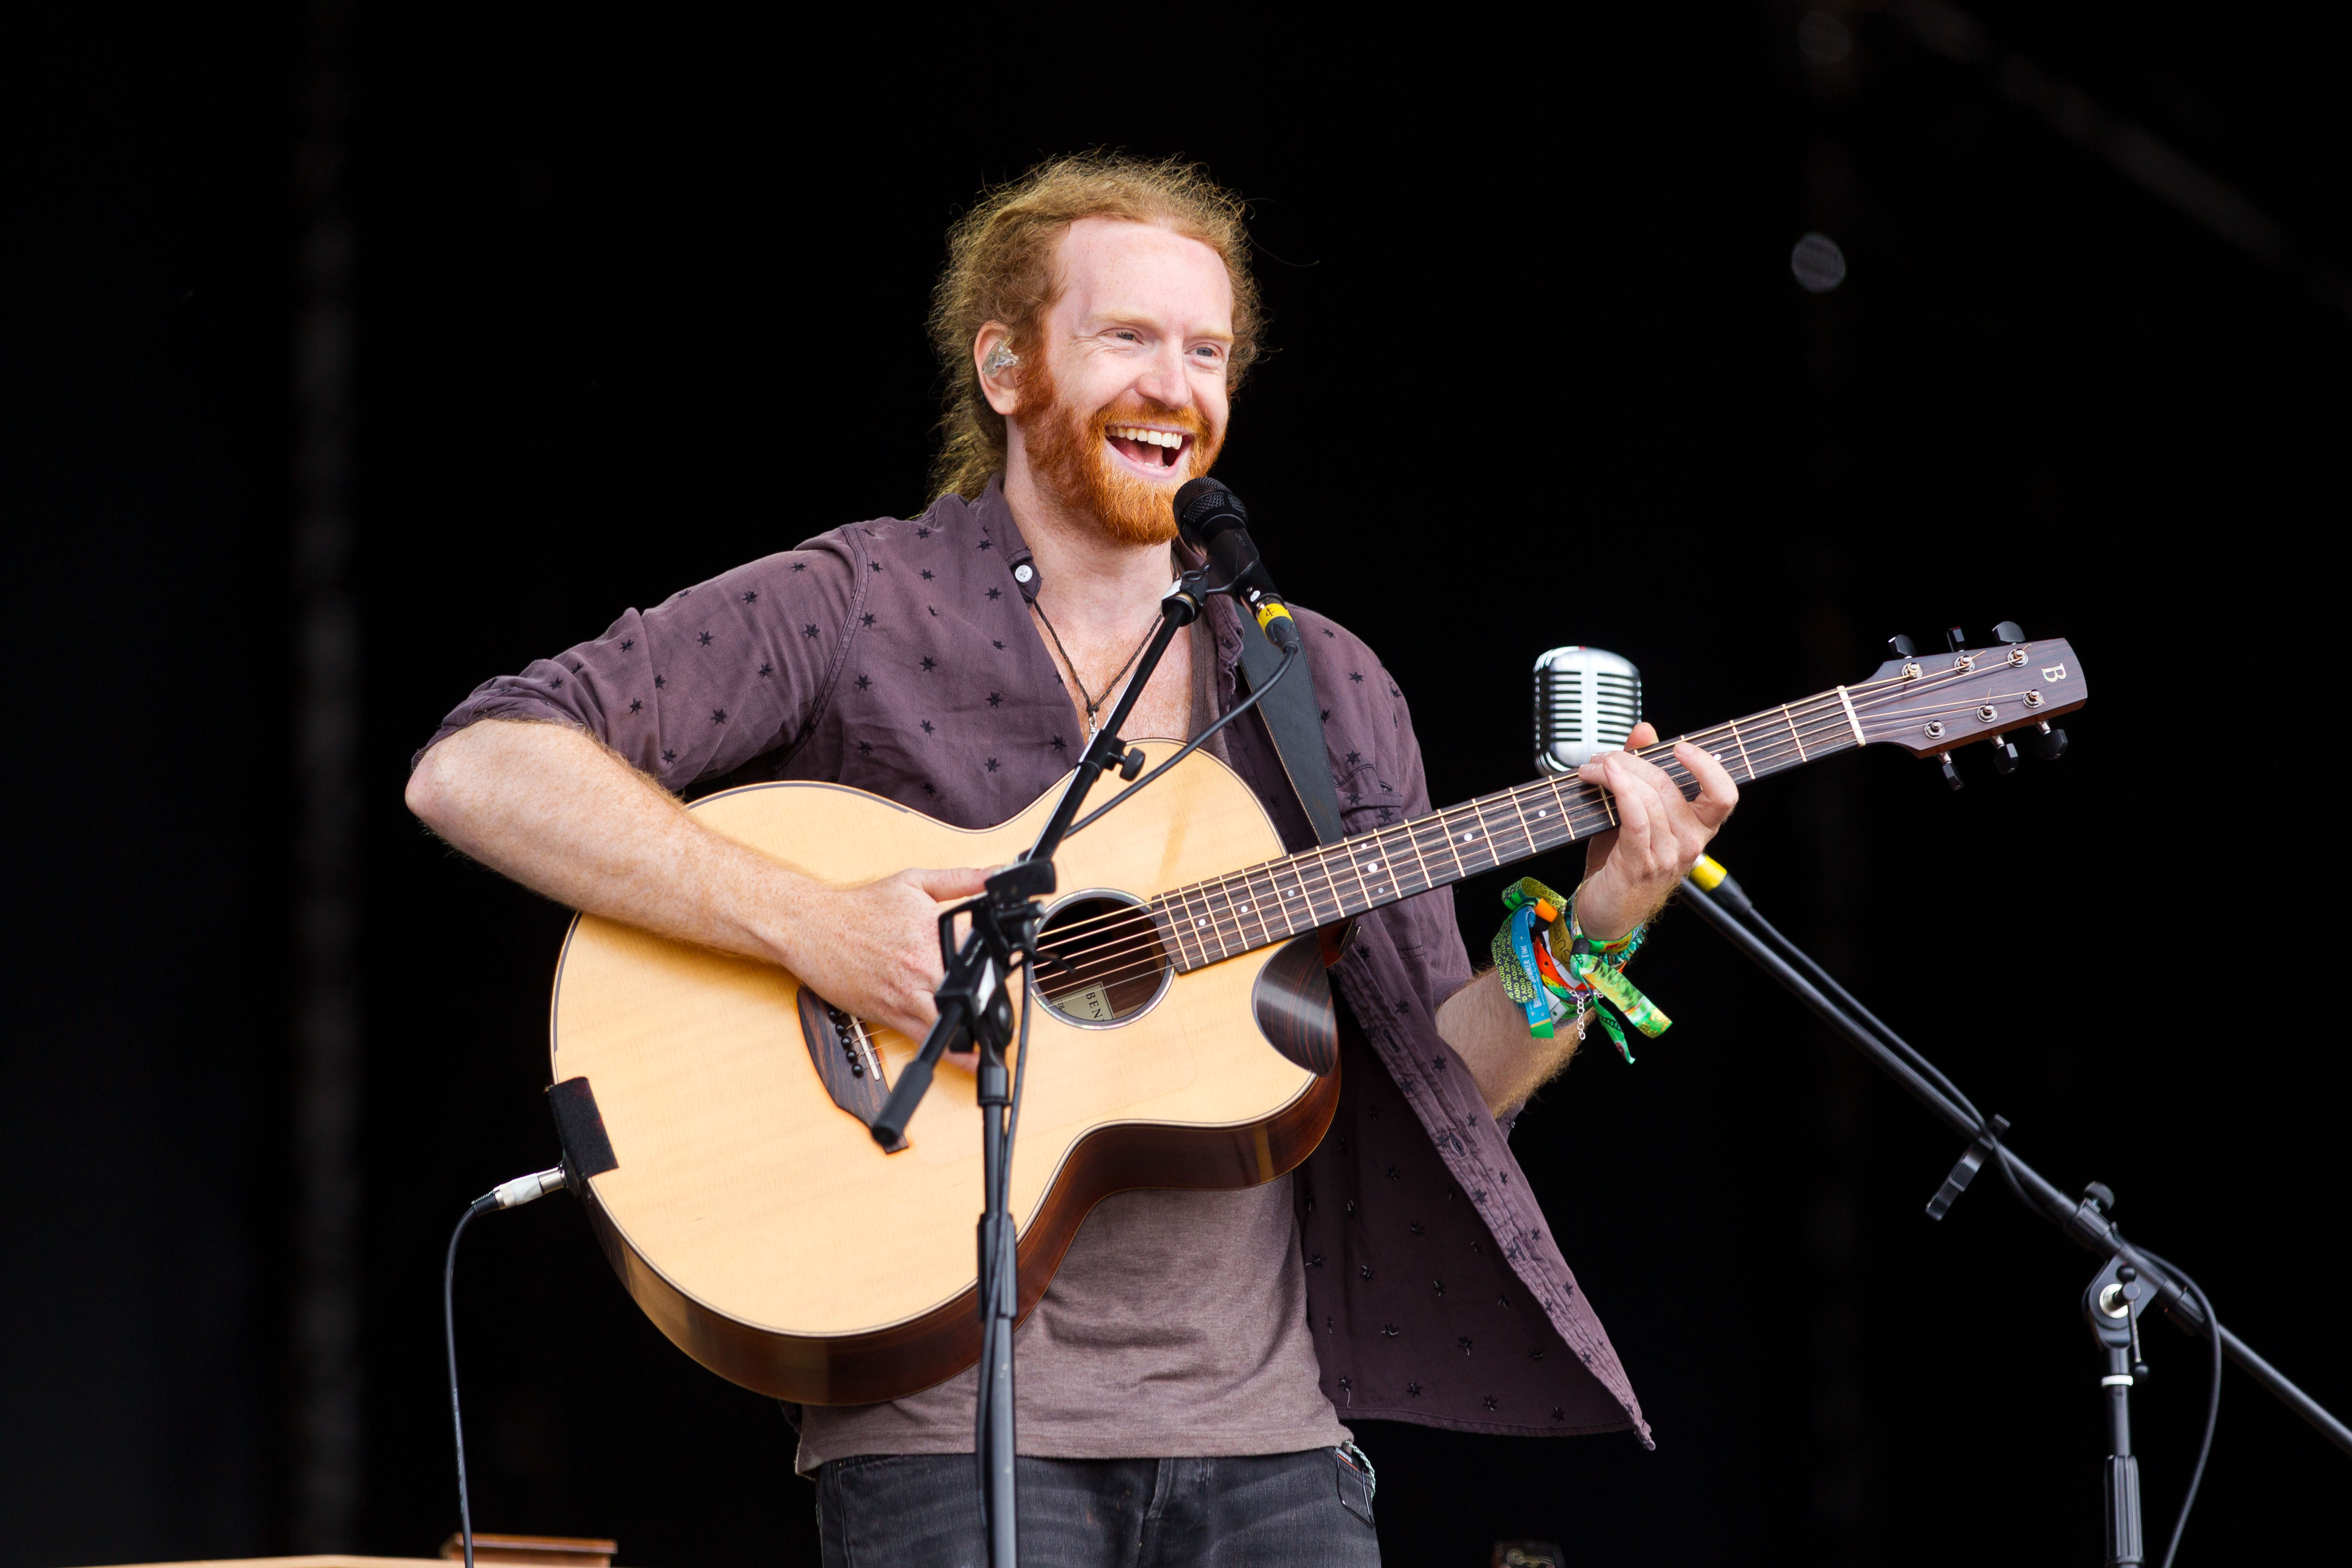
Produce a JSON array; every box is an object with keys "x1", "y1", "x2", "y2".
[{"x1": 408, "y1": 153, "x2": 1734, "y2": 1563}]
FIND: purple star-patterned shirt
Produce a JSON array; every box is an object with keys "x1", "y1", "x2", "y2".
[{"x1": 421, "y1": 477, "x2": 1650, "y2": 1447}]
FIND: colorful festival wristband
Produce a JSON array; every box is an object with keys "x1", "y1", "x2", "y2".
[
  {"x1": 1506, "y1": 903, "x2": 1558, "y2": 1040},
  {"x1": 1493, "y1": 876, "x2": 1671, "y2": 1062}
]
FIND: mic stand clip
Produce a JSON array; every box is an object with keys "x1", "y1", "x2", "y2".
[{"x1": 1924, "y1": 1113, "x2": 2010, "y2": 1222}]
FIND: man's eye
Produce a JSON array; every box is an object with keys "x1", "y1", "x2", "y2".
[{"x1": 1115, "y1": 331, "x2": 1139, "y2": 342}]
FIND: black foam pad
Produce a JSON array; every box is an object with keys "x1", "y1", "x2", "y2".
[{"x1": 546, "y1": 1076, "x2": 618, "y2": 1180}]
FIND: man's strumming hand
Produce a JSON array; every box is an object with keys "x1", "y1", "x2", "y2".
[
  {"x1": 784, "y1": 866, "x2": 993, "y2": 1043},
  {"x1": 1571, "y1": 722, "x2": 1740, "y2": 942}
]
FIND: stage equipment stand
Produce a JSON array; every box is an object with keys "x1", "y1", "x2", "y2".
[
  {"x1": 865, "y1": 563, "x2": 1297, "y2": 1568},
  {"x1": 2085, "y1": 1252, "x2": 2155, "y2": 1566},
  {"x1": 1676, "y1": 870, "x2": 2351, "y2": 1562}
]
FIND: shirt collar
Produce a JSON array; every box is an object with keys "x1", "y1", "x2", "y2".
[
  {"x1": 969, "y1": 473, "x2": 1238, "y2": 669},
  {"x1": 970, "y1": 475, "x2": 1041, "y2": 602}
]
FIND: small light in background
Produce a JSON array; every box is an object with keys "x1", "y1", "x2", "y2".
[
  {"x1": 1797, "y1": 10, "x2": 1854, "y2": 64},
  {"x1": 1791, "y1": 232, "x2": 1848, "y2": 292}
]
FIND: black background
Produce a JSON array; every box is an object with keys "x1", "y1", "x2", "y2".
[{"x1": 5, "y1": 4, "x2": 2348, "y2": 1565}]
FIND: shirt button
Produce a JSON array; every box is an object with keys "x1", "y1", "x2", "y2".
[{"x1": 1013, "y1": 564, "x2": 1033, "y2": 583}]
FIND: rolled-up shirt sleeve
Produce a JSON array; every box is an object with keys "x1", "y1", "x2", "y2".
[{"x1": 414, "y1": 533, "x2": 863, "y2": 794}]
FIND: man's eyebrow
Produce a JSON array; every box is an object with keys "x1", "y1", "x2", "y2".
[{"x1": 1085, "y1": 310, "x2": 1233, "y2": 343}]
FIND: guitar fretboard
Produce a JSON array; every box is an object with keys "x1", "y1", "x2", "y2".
[{"x1": 1146, "y1": 685, "x2": 1870, "y2": 971}]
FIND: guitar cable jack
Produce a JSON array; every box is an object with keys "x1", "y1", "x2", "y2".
[{"x1": 490, "y1": 1166, "x2": 567, "y2": 1209}]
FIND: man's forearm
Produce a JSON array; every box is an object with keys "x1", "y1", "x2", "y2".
[
  {"x1": 1438, "y1": 968, "x2": 1584, "y2": 1117},
  {"x1": 405, "y1": 718, "x2": 815, "y2": 969}
]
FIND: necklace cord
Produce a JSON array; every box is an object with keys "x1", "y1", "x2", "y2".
[{"x1": 1030, "y1": 596, "x2": 1164, "y2": 730}]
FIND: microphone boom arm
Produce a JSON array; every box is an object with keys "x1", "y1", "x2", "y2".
[{"x1": 1676, "y1": 876, "x2": 2352, "y2": 1459}]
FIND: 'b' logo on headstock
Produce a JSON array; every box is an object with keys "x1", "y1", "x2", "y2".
[{"x1": 2042, "y1": 663, "x2": 2069, "y2": 682}]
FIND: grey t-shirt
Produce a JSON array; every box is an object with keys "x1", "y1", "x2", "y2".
[{"x1": 796, "y1": 1183, "x2": 1346, "y2": 1470}]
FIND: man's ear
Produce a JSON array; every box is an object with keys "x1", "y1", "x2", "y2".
[{"x1": 975, "y1": 323, "x2": 1022, "y2": 416}]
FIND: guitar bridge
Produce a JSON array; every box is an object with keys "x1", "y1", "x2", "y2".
[{"x1": 796, "y1": 987, "x2": 906, "y2": 1152}]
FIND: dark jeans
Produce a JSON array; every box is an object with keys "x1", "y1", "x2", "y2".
[{"x1": 815, "y1": 1446, "x2": 1380, "y2": 1568}]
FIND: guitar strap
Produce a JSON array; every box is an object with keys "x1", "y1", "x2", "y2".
[{"x1": 1236, "y1": 618, "x2": 1347, "y2": 847}]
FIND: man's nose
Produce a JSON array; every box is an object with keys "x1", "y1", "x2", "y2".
[{"x1": 1130, "y1": 338, "x2": 1193, "y2": 411}]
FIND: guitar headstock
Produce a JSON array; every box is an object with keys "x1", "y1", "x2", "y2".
[{"x1": 1850, "y1": 628, "x2": 2086, "y2": 761}]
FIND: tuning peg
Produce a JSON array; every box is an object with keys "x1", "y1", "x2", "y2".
[
  {"x1": 1945, "y1": 625, "x2": 1966, "y2": 653},
  {"x1": 2034, "y1": 721, "x2": 2069, "y2": 761},
  {"x1": 1989, "y1": 737, "x2": 2020, "y2": 774},
  {"x1": 1994, "y1": 621, "x2": 2026, "y2": 645},
  {"x1": 1937, "y1": 750, "x2": 1963, "y2": 790},
  {"x1": 1886, "y1": 633, "x2": 1917, "y2": 658}
]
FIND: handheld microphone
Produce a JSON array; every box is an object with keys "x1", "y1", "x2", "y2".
[
  {"x1": 1534, "y1": 646, "x2": 1641, "y2": 772},
  {"x1": 1173, "y1": 478, "x2": 1302, "y2": 654}
]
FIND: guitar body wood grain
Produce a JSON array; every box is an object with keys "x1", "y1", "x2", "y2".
[{"x1": 549, "y1": 741, "x2": 1340, "y2": 1405}]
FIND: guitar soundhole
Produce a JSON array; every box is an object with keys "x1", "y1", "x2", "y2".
[{"x1": 1033, "y1": 890, "x2": 1172, "y2": 1028}]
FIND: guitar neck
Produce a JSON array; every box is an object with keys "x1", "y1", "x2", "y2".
[{"x1": 1150, "y1": 685, "x2": 1868, "y2": 972}]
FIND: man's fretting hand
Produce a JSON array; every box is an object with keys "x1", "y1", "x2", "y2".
[
  {"x1": 787, "y1": 866, "x2": 993, "y2": 1042},
  {"x1": 1571, "y1": 722, "x2": 1739, "y2": 942}
]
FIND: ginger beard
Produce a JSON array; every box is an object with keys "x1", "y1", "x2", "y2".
[{"x1": 1019, "y1": 353, "x2": 1223, "y2": 546}]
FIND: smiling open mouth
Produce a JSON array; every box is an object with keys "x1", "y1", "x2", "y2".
[{"x1": 1106, "y1": 423, "x2": 1191, "y2": 470}]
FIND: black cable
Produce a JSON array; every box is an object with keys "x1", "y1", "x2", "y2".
[
  {"x1": 2136, "y1": 1244, "x2": 2224, "y2": 1568},
  {"x1": 1693, "y1": 879, "x2": 2043, "y2": 1219},
  {"x1": 443, "y1": 1193, "x2": 497, "y2": 1568},
  {"x1": 1734, "y1": 899, "x2": 1988, "y2": 1132},
  {"x1": 1062, "y1": 643, "x2": 1297, "y2": 838},
  {"x1": 1988, "y1": 1141, "x2": 2067, "y2": 1229},
  {"x1": 1706, "y1": 883, "x2": 2058, "y2": 1229},
  {"x1": 441, "y1": 1167, "x2": 565, "y2": 1568}
]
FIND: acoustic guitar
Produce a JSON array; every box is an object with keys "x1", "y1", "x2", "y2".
[{"x1": 545, "y1": 635, "x2": 2086, "y2": 1404}]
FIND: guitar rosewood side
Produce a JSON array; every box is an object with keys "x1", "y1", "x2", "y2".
[{"x1": 1252, "y1": 934, "x2": 1338, "y2": 1076}]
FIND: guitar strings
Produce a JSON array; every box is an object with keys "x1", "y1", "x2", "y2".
[
  {"x1": 1039, "y1": 694, "x2": 1933, "y2": 984},
  {"x1": 1027, "y1": 665, "x2": 2019, "y2": 990},
  {"x1": 1038, "y1": 678, "x2": 1873, "y2": 955},
  {"x1": 1017, "y1": 656, "x2": 2061, "y2": 992},
  {"x1": 1046, "y1": 671, "x2": 1923, "y2": 961},
  {"x1": 1036, "y1": 740, "x2": 1953, "y2": 997}
]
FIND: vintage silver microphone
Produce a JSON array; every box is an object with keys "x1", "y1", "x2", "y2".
[{"x1": 1533, "y1": 646, "x2": 1641, "y2": 772}]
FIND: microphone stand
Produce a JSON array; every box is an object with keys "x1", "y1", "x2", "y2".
[
  {"x1": 1676, "y1": 874, "x2": 2352, "y2": 1564},
  {"x1": 867, "y1": 569, "x2": 1212, "y2": 1568}
]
